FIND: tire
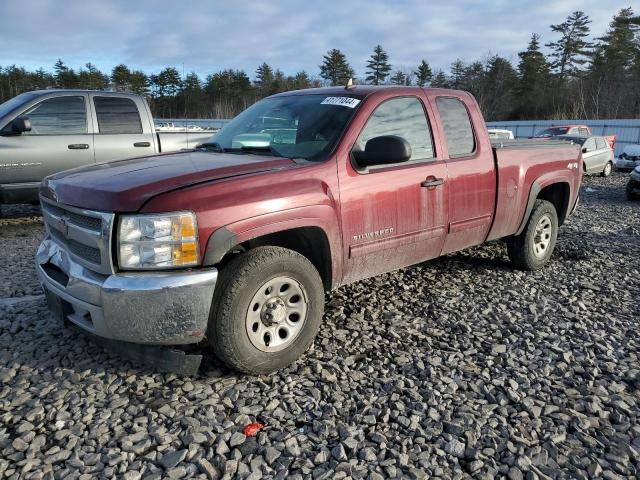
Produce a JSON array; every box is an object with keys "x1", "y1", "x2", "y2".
[
  {"x1": 208, "y1": 246, "x2": 324, "y2": 374},
  {"x1": 627, "y1": 180, "x2": 640, "y2": 201},
  {"x1": 601, "y1": 161, "x2": 613, "y2": 177},
  {"x1": 507, "y1": 200, "x2": 558, "y2": 271}
]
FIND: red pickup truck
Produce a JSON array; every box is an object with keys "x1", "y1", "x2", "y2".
[{"x1": 36, "y1": 86, "x2": 582, "y2": 374}]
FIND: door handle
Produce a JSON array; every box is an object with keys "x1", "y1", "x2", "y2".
[
  {"x1": 134, "y1": 142, "x2": 151, "y2": 147},
  {"x1": 421, "y1": 178, "x2": 445, "y2": 188},
  {"x1": 68, "y1": 144, "x2": 89, "y2": 150}
]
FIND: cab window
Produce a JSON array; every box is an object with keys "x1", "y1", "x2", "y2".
[
  {"x1": 356, "y1": 97, "x2": 434, "y2": 162},
  {"x1": 23, "y1": 96, "x2": 87, "y2": 135},
  {"x1": 595, "y1": 137, "x2": 607, "y2": 150},
  {"x1": 436, "y1": 97, "x2": 475, "y2": 157}
]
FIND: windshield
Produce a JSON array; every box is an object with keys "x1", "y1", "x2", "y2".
[
  {"x1": 535, "y1": 127, "x2": 568, "y2": 137},
  {"x1": 204, "y1": 94, "x2": 360, "y2": 161},
  {"x1": 0, "y1": 92, "x2": 37, "y2": 120}
]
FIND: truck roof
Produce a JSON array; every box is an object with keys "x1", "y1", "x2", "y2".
[
  {"x1": 271, "y1": 85, "x2": 469, "y2": 99},
  {"x1": 27, "y1": 89, "x2": 141, "y2": 99}
]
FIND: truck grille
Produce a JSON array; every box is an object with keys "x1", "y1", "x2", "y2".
[{"x1": 40, "y1": 196, "x2": 115, "y2": 275}]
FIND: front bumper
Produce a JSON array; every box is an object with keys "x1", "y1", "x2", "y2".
[{"x1": 36, "y1": 238, "x2": 218, "y2": 346}]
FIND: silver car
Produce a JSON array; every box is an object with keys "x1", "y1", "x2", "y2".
[{"x1": 558, "y1": 135, "x2": 614, "y2": 177}]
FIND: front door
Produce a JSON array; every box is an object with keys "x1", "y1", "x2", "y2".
[
  {"x1": 338, "y1": 95, "x2": 448, "y2": 284},
  {"x1": 0, "y1": 94, "x2": 94, "y2": 192}
]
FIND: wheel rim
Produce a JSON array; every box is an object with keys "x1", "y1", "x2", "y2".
[
  {"x1": 604, "y1": 163, "x2": 612, "y2": 176},
  {"x1": 245, "y1": 275, "x2": 308, "y2": 352},
  {"x1": 533, "y1": 214, "x2": 553, "y2": 259}
]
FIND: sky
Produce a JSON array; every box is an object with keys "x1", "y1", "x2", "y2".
[{"x1": 0, "y1": 0, "x2": 630, "y2": 81}]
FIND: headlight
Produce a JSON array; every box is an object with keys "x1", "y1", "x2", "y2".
[{"x1": 118, "y1": 212, "x2": 199, "y2": 269}]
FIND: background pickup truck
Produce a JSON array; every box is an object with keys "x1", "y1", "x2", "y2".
[
  {"x1": 0, "y1": 90, "x2": 211, "y2": 205},
  {"x1": 36, "y1": 86, "x2": 582, "y2": 374}
]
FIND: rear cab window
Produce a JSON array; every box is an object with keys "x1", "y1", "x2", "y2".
[
  {"x1": 435, "y1": 97, "x2": 475, "y2": 157},
  {"x1": 595, "y1": 137, "x2": 607, "y2": 150},
  {"x1": 94, "y1": 97, "x2": 143, "y2": 134}
]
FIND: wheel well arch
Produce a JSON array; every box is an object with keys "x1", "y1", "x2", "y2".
[
  {"x1": 516, "y1": 180, "x2": 572, "y2": 235},
  {"x1": 537, "y1": 182, "x2": 571, "y2": 226},
  {"x1": 212, "y1": 226, "x2": 333, "y2": 291}
]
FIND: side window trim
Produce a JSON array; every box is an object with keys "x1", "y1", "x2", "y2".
[
  {"x1": 434, "y1": 96, "x2": 477, "y2": 159},
  {"x1": 21, "y1": 95, "x2": 89, "y2": 136},
  {"x1": 351, "y1": 95, "x2": 436, "y2": 172}
]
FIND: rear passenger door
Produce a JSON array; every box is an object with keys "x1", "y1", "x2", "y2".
[
  {"x1": 90, "y1": 95, "x2": 155, "y2": 163},
  {"x1": 431, "y1": 95, "x2": 496, "y2": 255}
]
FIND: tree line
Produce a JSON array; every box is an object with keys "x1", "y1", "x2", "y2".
[{"x1": 0, "y1": 7, "x2": 638, "y2": 120}]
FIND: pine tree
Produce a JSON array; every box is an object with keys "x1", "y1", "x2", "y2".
[
  {"x1": 255, "y1": 63, "x2": 274, "y2": 94},
  {"x1": 546, "y1": 11, "x2": 592, "y2": 79},
  {"x1": 111, "y1": 64, "x2": 131, "y2": 91},
  {"x1": 53, "y1": 59, "x2": 78, "y2": 88},
  {"x1": 319, "y1": 49, "x2": 354, "y2": 86},
  {"x1": 390, "y1": 70, "x2": 406, "y2": 85},
  {"x1": 450, "y1": 59, "x2": 466, "y2": 89},
  {"x1": 414, "y1": 60, "x2": 433, "y2": 87},
  {"x1": 516, "y1": 34, "x2": 551, "y2": 118},
  {"x1": 78, "y1": 63, "x2": 108, "y2": 90},
  {"x1": 129, "y1": 70, "x2": 149, "y2": 95},
  {"x1": 365, "y1": 45, "x2": 392, "y2": 85},
  {"x1": 430, "y1": 70, "x2": 449, "y2": 88}
]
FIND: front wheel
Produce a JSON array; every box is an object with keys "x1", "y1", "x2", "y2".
[
  {"x1": 507, "y1": 200, "x2": 558, "y2": 271},
  {"x1": 208, "y1": 246, "x2": 324, "y2": 374},
  {"x1": 601, "y1": 161, "x2": 613, "y2": 177}
]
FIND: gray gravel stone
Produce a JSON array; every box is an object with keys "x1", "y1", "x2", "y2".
[{"x1": 1, "y1": 173, "x2": 639, "y2": 479}]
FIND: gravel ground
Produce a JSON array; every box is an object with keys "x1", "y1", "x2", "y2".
[{"x1": 0, "y1": 172, "x2": 638, "y2": 480}]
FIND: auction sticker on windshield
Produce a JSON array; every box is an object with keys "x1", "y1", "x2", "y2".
[{"x1": 320, "y1": 97, "x2": 361, "y2": 108}]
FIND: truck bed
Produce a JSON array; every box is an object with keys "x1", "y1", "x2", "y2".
[{"x1": 487, "y1": 140, "x2": 582, "y2": 241}]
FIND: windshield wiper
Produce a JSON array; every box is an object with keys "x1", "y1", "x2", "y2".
[{"x1": 196, "y1": 141, "x2": 225, "y2": 152}]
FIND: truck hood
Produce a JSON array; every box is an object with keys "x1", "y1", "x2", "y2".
[{"x1": 40, "y1": 151, "x2": 296, "y2": 211}]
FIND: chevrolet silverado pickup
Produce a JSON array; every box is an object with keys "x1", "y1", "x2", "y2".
[
  {"x1": 0, "y1": 90, "x2": 211, "y2": 205},
  {"x1": 36, "y1": 86, "x2": 582, "y2": 374}
]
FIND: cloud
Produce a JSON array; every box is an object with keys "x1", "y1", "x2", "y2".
[{"x1": 0, "y1": 0, "x2": 628, "y2": 79}]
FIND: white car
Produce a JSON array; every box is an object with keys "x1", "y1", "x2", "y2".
[
  {"x1": 488, "y1": 128, "x2": 514, "y2": 140},
  {"x1": 615, "y1": 144, "x2": 640, "y2": 171}
]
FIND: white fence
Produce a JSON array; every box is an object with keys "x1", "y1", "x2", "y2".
[{"x1": 486, "y1": 119, "x2": 640, "y2": 156}]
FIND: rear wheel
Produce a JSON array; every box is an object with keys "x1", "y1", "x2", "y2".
[
  {"x1": 507, "y1": 200, "x2": 558, "y2": 271},
  {"x1": 601, "y1": 161, "x2": 613, "y2": 177},
  {"x1": 208, "y1": 246, "x2": 324, "y2": 374}
]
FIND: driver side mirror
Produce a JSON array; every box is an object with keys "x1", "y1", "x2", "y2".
[
  {"x1": 2, "y1": 116, "x2": 32, "y2": 136},
  {"x1": 582, "y1": 147, "x2": 588, "y2": 153},
  {"x1": 352, "y1": 135, "x2": 411, "y2": 167}
]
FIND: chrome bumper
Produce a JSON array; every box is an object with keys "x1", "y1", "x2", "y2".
[{"x1": 36, "y1": 238, "x2": 218, "y2": 345}]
